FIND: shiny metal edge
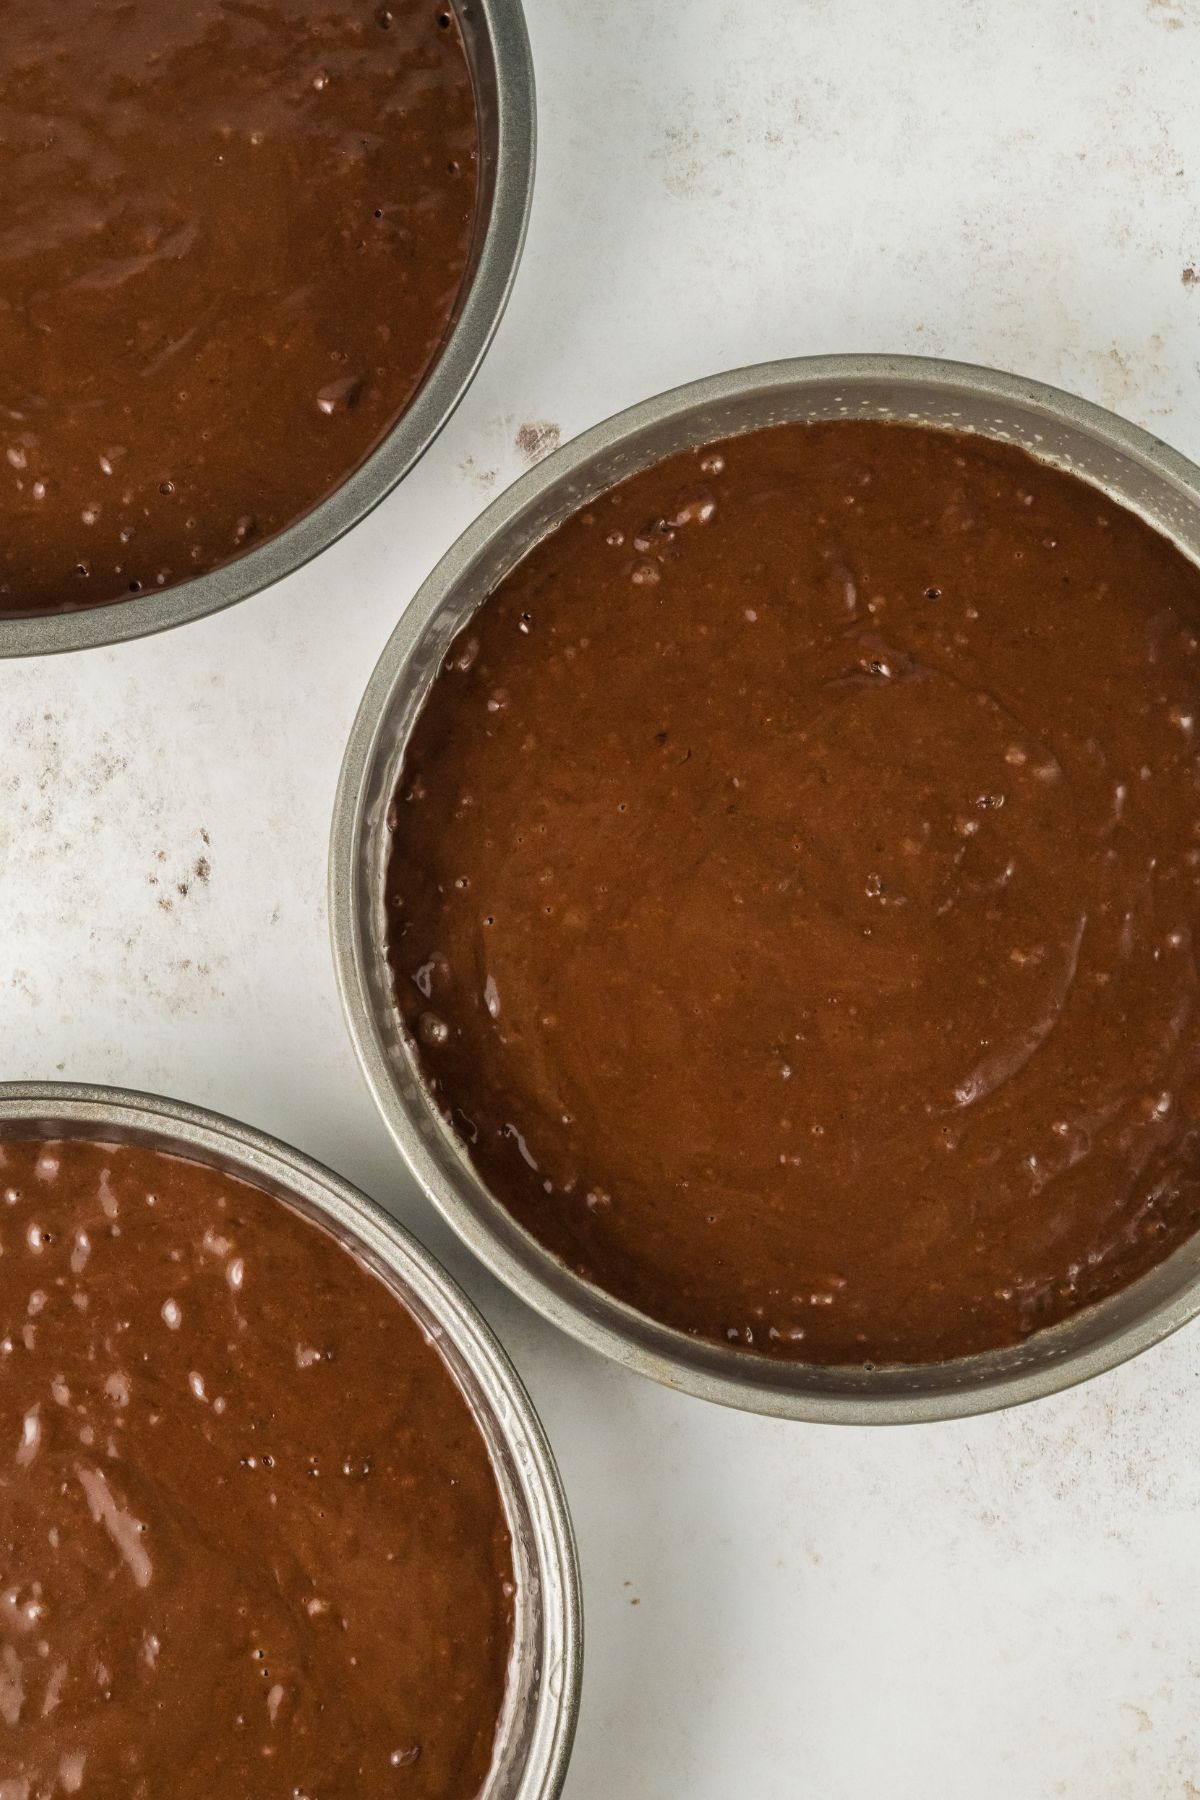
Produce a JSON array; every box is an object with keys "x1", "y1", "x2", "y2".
[
  {"x1": 329, "y1": 351, "x2": 1200, "y2": 1424},
  {"x1": 0, "y1": 0, "x2": 536, "y2": 658},
  {"x1": 0, "y1": 1079, "x2": 580, "y2": 1797}
]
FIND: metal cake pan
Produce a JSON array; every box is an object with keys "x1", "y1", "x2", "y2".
[
  {"x1": 0, "y1": 0, "x2": 535, "y2": 658},
  {"x1": 0, "y1": 1080, "x2": 580, "y2": 1798},
  {"x1": 329, "y1": 351, "x2": 1200, "y2": 1424}
]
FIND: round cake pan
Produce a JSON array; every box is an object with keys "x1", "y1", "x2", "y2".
[
  {"x1": 0, "y1": 0, "x2": 535, "y2": 659},
  {"x1": 0, "y1": 1080, "x2": 580, "y2": 1796},
  {"x1": 330, "y1": 351, "x2": 1200, "y2": 1425}
]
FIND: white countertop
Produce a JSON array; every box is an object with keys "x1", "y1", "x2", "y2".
[{"x1": 4, "y1": 2, "x2": 1200, "y2": 1793}]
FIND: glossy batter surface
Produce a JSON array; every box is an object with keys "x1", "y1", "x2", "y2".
[
  {"x1": 388, "y1": 419, "x2": 1200, "y2": 1365},
  {"x1": 0, "y1": 1137, "x2": 513, "y2": 1797},
  {"x1": 0, "y1": 0, "x2": 477, "y2": 614}
]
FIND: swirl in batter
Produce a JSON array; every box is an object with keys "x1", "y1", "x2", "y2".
[
  {"x1": 0, "y1": 0, "x2": 477, "y2": 613},
  {"x1": 388, "y1": 419, "x2": 1200, "y2": 1364},
  {"x1": 0, "y1": 1137, "x2": 513, "y2": 1795}
]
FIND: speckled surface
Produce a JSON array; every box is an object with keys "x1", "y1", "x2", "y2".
[{"x1": 3, "y1": 2, "x2": 1200, "y2": 1794}]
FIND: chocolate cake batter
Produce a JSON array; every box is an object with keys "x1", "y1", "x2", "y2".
[
  {"x1": 0, "y1": 1136, "x2": 513, "y2": 1796},
  {"x1": 0, "y1": 0, "x2": 477, "y2": 614},
  {"x1": 388, "y1": 419, "x2": 1200, "y2": 1365}
]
